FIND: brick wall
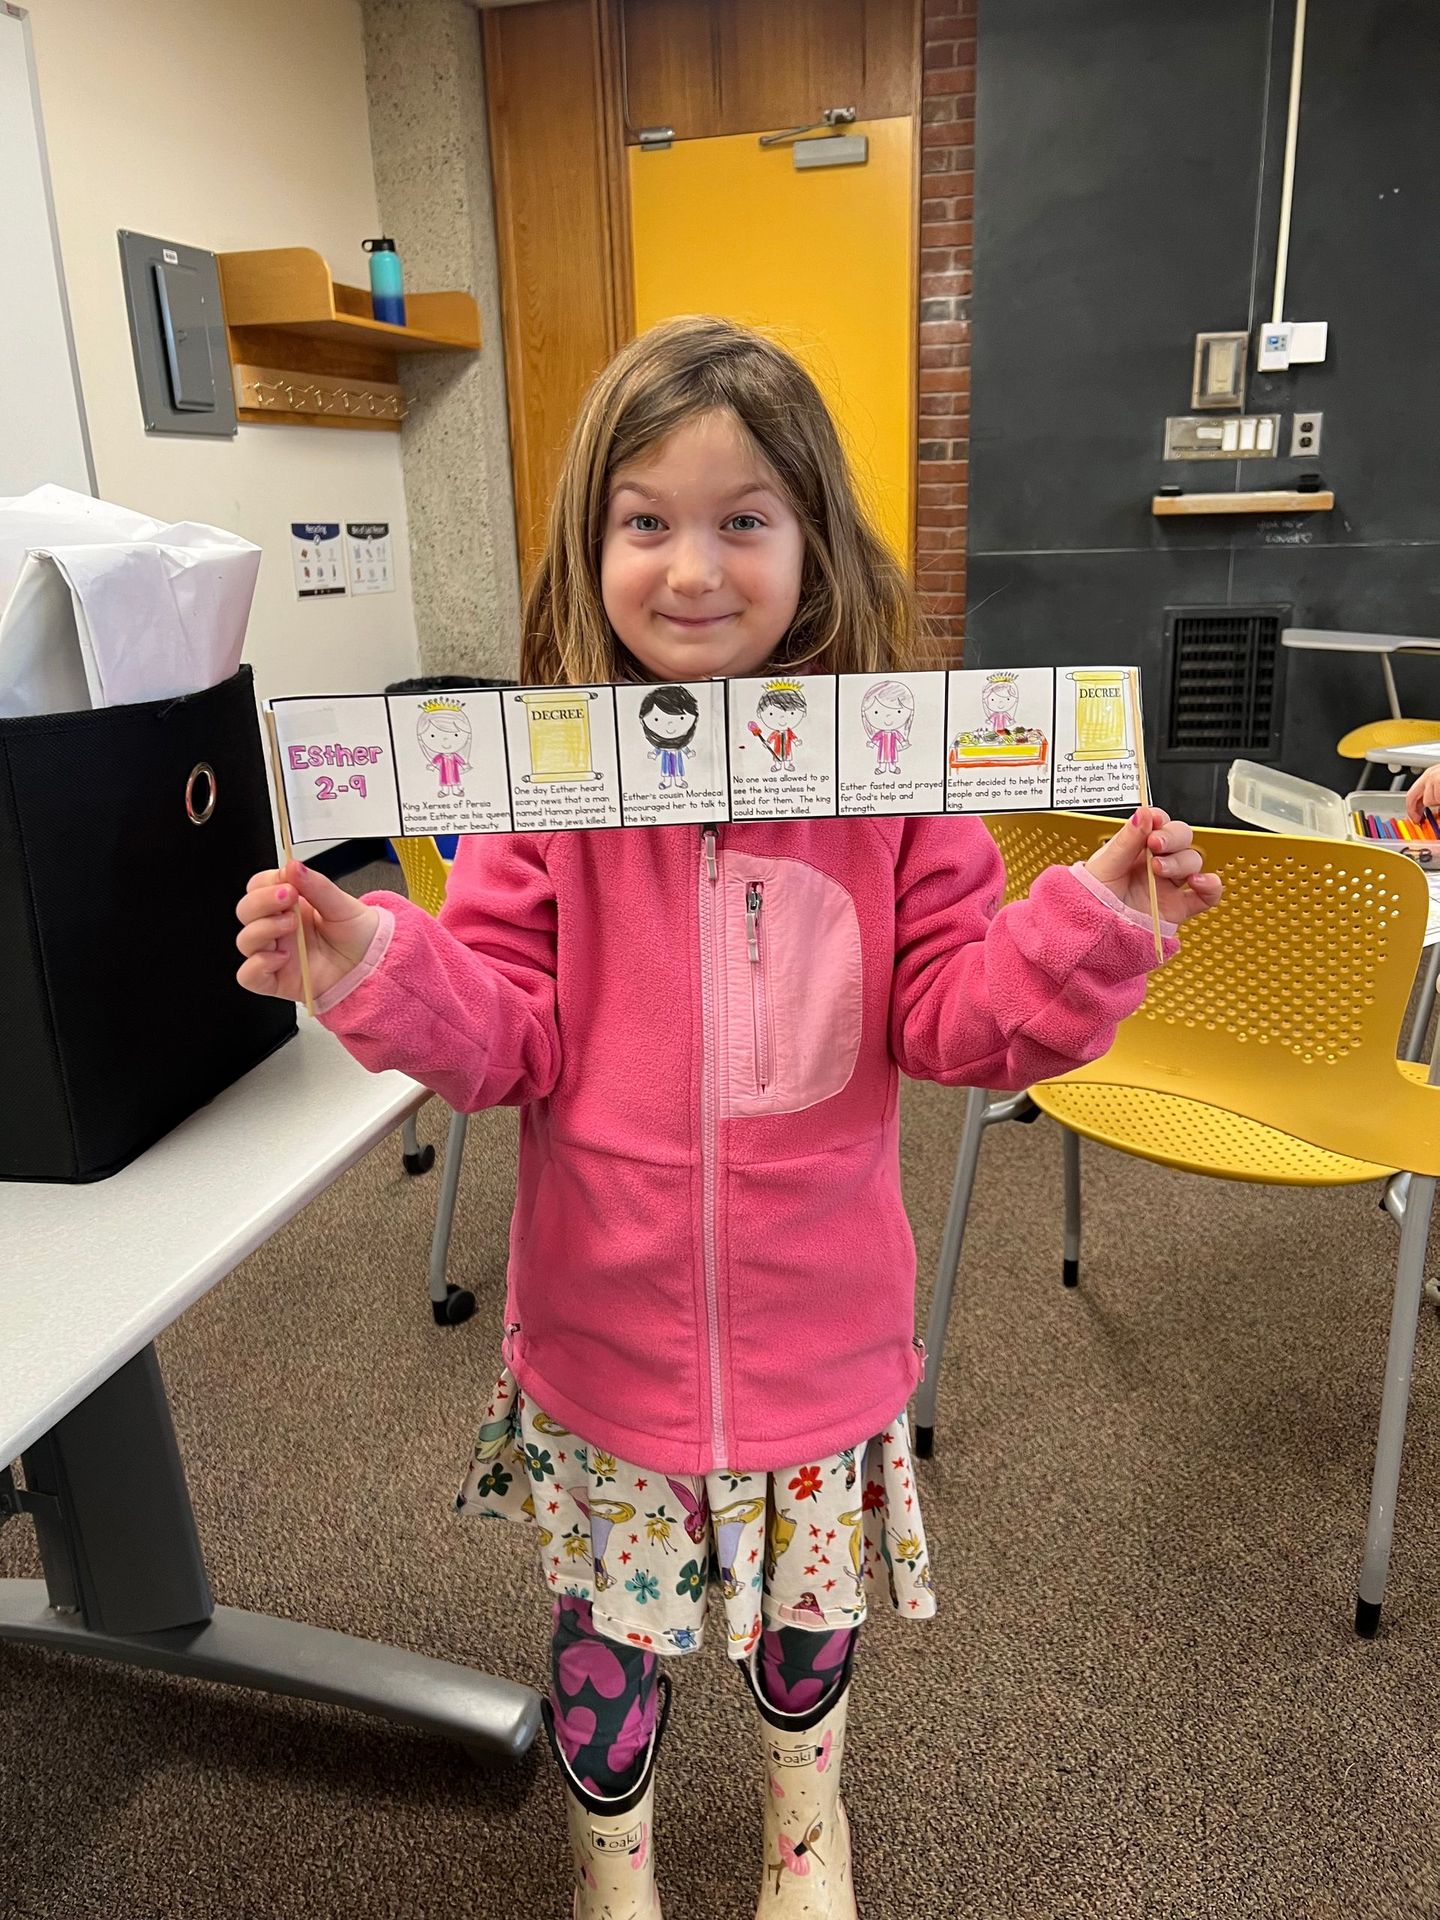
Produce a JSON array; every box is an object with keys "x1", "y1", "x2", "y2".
[{"x1": 916, "y1": 0, "x2": 976, "y2": 664}]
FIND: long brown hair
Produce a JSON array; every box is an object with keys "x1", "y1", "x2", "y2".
[{"x1": 520, "y1": 315, "x2": 920, "y2": 685}]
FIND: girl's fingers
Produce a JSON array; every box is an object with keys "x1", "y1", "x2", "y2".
[
  {"x1": 238, "y1": 881, "x2": 295, "y2": 926},
  {"x1": 236, "y1": 913, "x2": 294, "y2": 956},
  {"x1": 1169, "y1": 872, "x2": 1224, "y2": 920},
  {"x1": 1152, "y1": 848, "x2": 1203, "y2": 881},
  {"x1": 236, "y1": 952, "x2": 285, "y2": 993},
  {"x1": 1147, "y1": 822, "x2": 1193, "y2": 855}
]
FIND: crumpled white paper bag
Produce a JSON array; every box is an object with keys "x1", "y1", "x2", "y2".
[{"x1": 0, "y1": 484, "x2": 261, "y2": 716}]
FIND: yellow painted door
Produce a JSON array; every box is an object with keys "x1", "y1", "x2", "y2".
[{"x1": 629, "y1": 119, "x2": 915, "y2": 565}]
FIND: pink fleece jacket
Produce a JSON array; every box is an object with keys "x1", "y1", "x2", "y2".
[{"x1": 317, "y1": 819, "x2": 1176, "y2": 1474}]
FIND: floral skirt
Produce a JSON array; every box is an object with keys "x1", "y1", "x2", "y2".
[{"x1": 454, "y1": 1366, "x2": 937, "y2": 1660}]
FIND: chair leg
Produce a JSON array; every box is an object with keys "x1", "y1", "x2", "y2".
[
  {"x1": 914, "y1": 1087, "x2": 989, "y2": 1459},
  {"x1": 1061, "y1": 1127, "x2": 1082, "y2": 1288},
  {"x1": 1355, "y1": 762, "x2": 1377, "y2": 792},
  {"x1": 1403, "y1": 944, "x2": 1440, "y2": 1063},
  {"x1": 429, "y1": 1111, "x2": 476, "y2": 1326},
  {"x1": 1356, "y1": 1172, "x2": 1437, "y2": 1636}
]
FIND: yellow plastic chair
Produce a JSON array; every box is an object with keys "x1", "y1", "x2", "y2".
[
  {"x1": 914, "y1": 812, "x2": 1440, "y2": 1636},
  {"x1": 1338, "y1": 719, "x2": 1440, "y2": 792},
  {"x1": 389, "y1": 837, "x2": 476, "y2": 1326}
]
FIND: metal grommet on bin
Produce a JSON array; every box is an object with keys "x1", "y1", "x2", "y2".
[{"x1": 185, "y1": 762, "x2": 217, "y2": 825}]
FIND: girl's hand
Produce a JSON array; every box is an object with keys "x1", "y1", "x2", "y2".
[
  {"x1": 235, "y1": 860, "x2": 378, "y2": 1002},
  {"x1": 1406, "y1": 766, "x2": 1440, "y2": 824},
  {"x1": 1085, "y1": 807, "x2": 1222, "y2": 927}
]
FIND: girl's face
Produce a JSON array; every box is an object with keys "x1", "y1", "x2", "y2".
[
  {"x1": 867, "y1": 694, "x2": 907, "y2": 731},
  {"x1": 419, "y1": 716, "x2": 468, "y2": 755},
  {"x1": 602, "y1": 409, "x2": 804, "y2": 684},
  {"x1": 646, "y1": 705, "x2": 693, "y2": 740}
]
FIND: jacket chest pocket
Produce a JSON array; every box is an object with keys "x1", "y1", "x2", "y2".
[{"x1": 720, "y1": 855, "x2": 863, "y2": 1118}]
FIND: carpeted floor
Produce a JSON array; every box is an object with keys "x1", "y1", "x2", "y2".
[{"x1": 5, "y1": 861, "x2": 1440, "y2": 1919}]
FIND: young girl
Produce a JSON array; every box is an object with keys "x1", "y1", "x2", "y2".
[{"x1": 235, "y1": 315, "x2": 1221, "y2": 1919}]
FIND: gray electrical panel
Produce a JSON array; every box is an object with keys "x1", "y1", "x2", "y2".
[{"x1": 118, "y1": 231, "x2": 235, "y2": 439}]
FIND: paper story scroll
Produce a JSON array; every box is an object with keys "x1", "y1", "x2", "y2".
[{"x1": 268, "y1": 666, "x2": 1146, "y2": 845}]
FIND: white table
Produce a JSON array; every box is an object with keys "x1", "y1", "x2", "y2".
[
  {"x1": 0, "y1": 1022, "x2": 539, "y2": 1758},
  {"x1": 1283, "y1": 627, "x2": 1440, "y2": 722},
  {"x1": 1364, "y1": 740, "x2": 1440, "y2": 773}
]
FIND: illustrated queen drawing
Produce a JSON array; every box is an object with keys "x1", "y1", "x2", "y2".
[{"x1": 417, "y1": 697, "x2": 472, "y2": 793}]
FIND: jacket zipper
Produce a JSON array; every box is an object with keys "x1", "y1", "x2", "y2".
[
  {"x1": 698, "y1": 825, "x2": 726, "y2": 1466},
  {"x1": 745, "y1": 882, "x2": 772, "y2": 1093}
]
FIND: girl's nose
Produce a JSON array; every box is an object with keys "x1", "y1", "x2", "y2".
[{"x1": 667, "y1": 535, "x2": 724, "y2": 597}]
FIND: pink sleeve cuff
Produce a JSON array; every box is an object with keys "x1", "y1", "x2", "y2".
[
  {"x1": 313, "y1": 905, "x2": 397, "y2": 1016},
  {"x1": 1068, "y1": 862, "x2": 1179, "y2": 942}
]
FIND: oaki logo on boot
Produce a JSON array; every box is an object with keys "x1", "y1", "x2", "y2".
[{"x1": 592, "y1": 1824, "x2": 643, "y2": 1854}]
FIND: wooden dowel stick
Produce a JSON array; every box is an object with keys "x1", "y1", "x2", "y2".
[
  {"x1": 1126, "y1": 671, "x2": 1165, "y2": 965},
  {"x1": 262, "y1": 707, "x2": 315, "y2": 1017}
]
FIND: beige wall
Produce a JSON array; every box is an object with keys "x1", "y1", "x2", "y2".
[
  {"x1": 26, "y1": 0, "x2": 422, "y2": 701},
  {"x1": 362, "y1": 0, "x2": 522, "y2": 679}
]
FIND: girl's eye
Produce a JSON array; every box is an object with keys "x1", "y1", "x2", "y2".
[{"x1": 625, "y1": 514, "x2": 771, "y2": 537}]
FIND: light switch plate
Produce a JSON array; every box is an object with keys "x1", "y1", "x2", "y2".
[
  {"x1": 1164, "y1": 414, "x2": 1282, "y2": 460},
  {"x1": 1191, "y1": 331, "x2": 1248, "y2": 409}
]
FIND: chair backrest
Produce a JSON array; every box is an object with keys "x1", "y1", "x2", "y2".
[
  {"x1": 986, "y1": 812, "x2": 1440, "y2": 1173},
  {"x1": 388, "y1": 836, "x2": 451, "y2": 918}
]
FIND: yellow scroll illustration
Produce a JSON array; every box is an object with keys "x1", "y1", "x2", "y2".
[
  {"x1": 518, "y1": 691, "x2": 603, "y2": 783},
  {"x1": 1067, "y1": 670, "x2": 1134, "y2": 761}
]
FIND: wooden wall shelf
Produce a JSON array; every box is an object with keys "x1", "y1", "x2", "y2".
[
  {"x1": 1152, "y1": 489, "x2": 1335, "y2": 517},
  {"x1": 216, "y1": 248, "x2": 481, "y2": 431}
]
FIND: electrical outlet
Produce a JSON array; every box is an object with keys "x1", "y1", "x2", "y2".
[{"x1": 1290, "y1": 412, "x2": 1323, "y2": 458}]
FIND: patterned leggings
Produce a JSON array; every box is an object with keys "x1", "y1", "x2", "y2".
[{"x1": 550, "y1": 1595, "x2": 856, "y2": 1796}]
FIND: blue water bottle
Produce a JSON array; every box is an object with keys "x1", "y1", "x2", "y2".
[{"x1": 362, "y1": 237, "x2": 406, "y2": 327}]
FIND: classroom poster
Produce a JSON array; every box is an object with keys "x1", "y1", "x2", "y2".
[
  {"x1": 290, "y1": 522, "x2": 346, "y2": 598},
  {"x1": 345, "y1": 522, "x2": 394, "y2": 595}
]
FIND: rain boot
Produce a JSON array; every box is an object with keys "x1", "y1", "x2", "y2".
[
  {"x1": 743, "y1": 1644, "x2": 859, "y2": 1919},
  {"x1": 541, "y1": 1670, "x2": 672, "y2": 1920}
]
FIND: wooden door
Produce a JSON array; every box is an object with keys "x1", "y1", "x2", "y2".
[{"x1": 628, "y1": 119, "x2": 917, "y2": 562}]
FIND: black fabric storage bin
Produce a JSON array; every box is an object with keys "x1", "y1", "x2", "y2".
[{"x1": 0, "y1": 665, "x2": 296, "y2": 1182}]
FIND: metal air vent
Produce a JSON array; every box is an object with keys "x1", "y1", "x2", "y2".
[{"x1": 1160, "y1": 605, "x2": 1288, "y2": 762}]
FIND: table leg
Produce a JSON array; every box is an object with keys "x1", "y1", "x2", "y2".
[{"x1": 0, "y1": 1343, "x2": 539, "y2": 1758}]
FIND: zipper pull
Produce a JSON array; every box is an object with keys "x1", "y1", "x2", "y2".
[
  {"x1": 745, "y1": 883, "x2": 762, "y2": 963},
  {"x1": 702, "y1": 825, "x2": 719, "y2": 882}
]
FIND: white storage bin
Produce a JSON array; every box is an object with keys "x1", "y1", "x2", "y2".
[
  {"x1": 1345, "y1": 790, "x2": 1440, "y2": 870},
  {"x1": 1226, "y1": 760, "x2": 1351, "y2": 839}
]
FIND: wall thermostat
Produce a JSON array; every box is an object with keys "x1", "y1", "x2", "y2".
[{"x1": 1257, "y1": 322, "x2": 1294, "y2": 372}]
